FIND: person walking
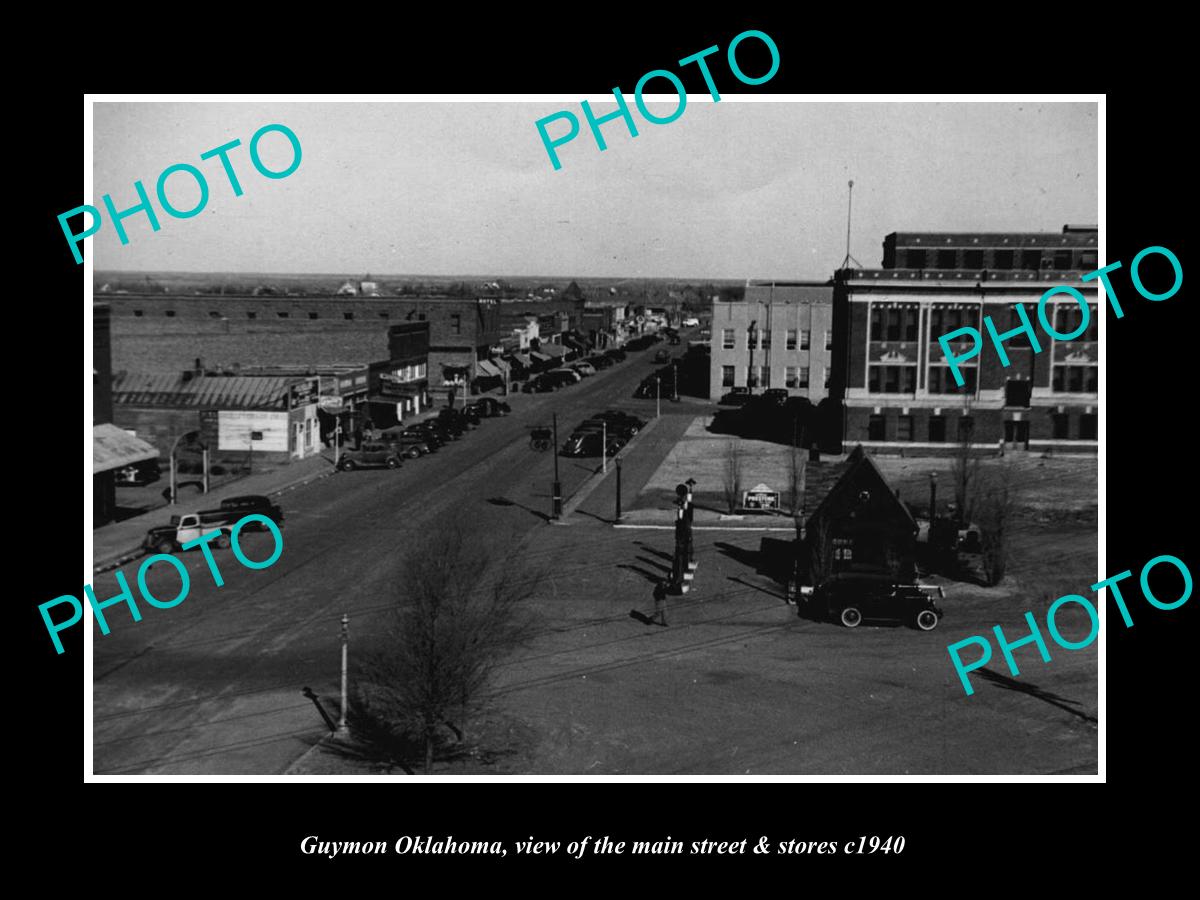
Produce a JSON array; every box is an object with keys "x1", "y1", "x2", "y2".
[{"x1": 652, "y1": 580, "x2": 670, "y2": 627}]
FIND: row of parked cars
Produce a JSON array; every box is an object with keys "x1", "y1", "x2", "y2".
[
  {"x1": 522, "y1": 347, "x2": 629, "y2": 394},
  {"x1": 560, "y1": 410, "x2": 646, "y2": 458},
  {"x1": 335, "y1": 397, "x2": 511, "y2": 471}
]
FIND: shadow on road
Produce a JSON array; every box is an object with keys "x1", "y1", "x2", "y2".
[
  {"x1": 976, "y1": 668, "x2": 1097, "y2": 724},
  {"x1": 487, "y1": 496, "x2": 551, "y2": 522},
  {"x1": 619, "y1": 564, "x2": 664, "y2": 584}
]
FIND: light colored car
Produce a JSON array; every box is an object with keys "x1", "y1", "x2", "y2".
[
  {"x1": 570, "y1": 362, "x2": 596, "y2": 377},
  {"x1": 682, "y1": 316, "x2": 700, "y2": 327}
]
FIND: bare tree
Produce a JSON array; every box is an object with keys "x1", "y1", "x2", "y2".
[
  {"x1": 788, "y1": 419, "x2": 807, "y2": 516},
  {"x1": 350, "y1": 521, "x2": 538, "y2": 774},
  {"x1": 722, "y1": 438, "x2": 743, "y2": 514},
  {"x1": 807, "y1": 512, "x2": 835, "y2": 586},
  {"x1": 976, "y1": 461, "x2": 1016, "y2": 586},
  {"x1": 950, "y1": 402, "x2": 981, "y2": 527}
]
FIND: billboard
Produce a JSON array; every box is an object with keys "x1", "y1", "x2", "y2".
[{"x1": 217, "y1": 410, "x2": 289, "y2": 452}]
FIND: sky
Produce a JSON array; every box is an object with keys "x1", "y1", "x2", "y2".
[{"x1": 91, "y1": 100, "x2": 1098, "y2": 281}]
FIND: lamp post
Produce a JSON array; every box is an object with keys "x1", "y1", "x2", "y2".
[
  {"x1": 929, "y1": 471, "x2": 938, "y2": 520},
  {"x1": 615, "y1": 456, "x2": 622, "y2": 521},
  {"x1": 552, "y1": 412, "x2": 562, "y2": 519},
  {"x1": 336, "y1": 614, "x2": 349, "y2": 736},
  {"x1": 656, "y1": 376, "x2": 661, "y2": 419}
]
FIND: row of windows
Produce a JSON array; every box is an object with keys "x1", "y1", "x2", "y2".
[
  {"x1": 866, "y1": 413, "x2": 1098, "y2": 442},
  {"x1": 721, "y1": 366, "x2": 829, "y2": 390},
  {"x1": 870, "y1": 307, "x2": 920, "y2": 343},
  {"x1": 866, "y1": 364, "x2": 1093, "y2": 396},
  {"x1": 896, "y1": 247, "x2": 1098, "y2": 271},
  {"x1": 721, "y1": 328, "x2": 832, "y2": 351},
  {"x1": 878, "y1": 303, "x2": 1099, "y2": 345},
  {"x1": 131, "y1": 309, "x2": 429, "y2": 321}
]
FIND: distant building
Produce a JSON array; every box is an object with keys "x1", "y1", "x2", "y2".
[
  {"x1": 832, "y1": 226, "x2": 1098, "y2": 452},
  {"x1": 336, "y1": 282, "x2": 358, "y2": 296},
  {"x1": 709, "y1": 281, "x2": 835, "y2": 401}
]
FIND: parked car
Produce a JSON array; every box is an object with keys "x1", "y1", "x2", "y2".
[
  {"x1": 807, "y1": 573, "x2": 945, "y2": 631},
  {"x1": 469, "y1": 397, "x2": 511, "y2": 417},
  {"x1": 561, "y1": 432, "x2": 624, "y2": 458},
  {"x1": 653, "y1": 348, "x2": 672, "y2": 363},
  {"x1": 579, "y1": 417, "x2": 637, "y2": 439},
  {"x1": 549, "y1": 367, "x2": 582, "y2": 383},
  {"x1": 378, "y1": 428, "x2": 433, "y2": 458},
  {"x1": 402, "y1": 424, "x2": 448, "y2": 447},
  {"x1": 337, "y1": 442, "x2": 404, "y2": 471},
  {"x1": 594, "y1": 410, "x2": 644, "y2": 431},
  {"x1": 719, "y1": 387, "x2": 752, "y2": 406},
  {"x1": 143, "y1": 513, "x2": 234, "y2": 555},
  {"x1": 569, "y1": 362, "x2": 597, "y2": 377},
  {"x1": 201, "y1": 494, "x2": 284, "y2": 527},
  {"x1": 763, "y1": 388, "x2": 790, "y2": 406},
  {"x1": 522, "y1": 374, "x2": 557, "y2": 393},
  {"x1": 436, "y1": 409, "x2": 476, "y2": 434},
  {"x1": 682, "y1": 316, "x2": 700, "y2": 327},
  {"x1": 572, "y1": 422, "x2": 628, "y2": 447},
  {"x1": 605, "y1": 348, "x2": 627, "y2": 362},
  {"x1": 586, "y1": 355, "x2": 615, "y2": 370}
]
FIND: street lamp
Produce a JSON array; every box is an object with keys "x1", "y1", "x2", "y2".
[
  {"x1": 656, "y1": 376, "x2": 661, "y2": 419},
  {"x1": 552, "y1": 412, "x2": 562, "y2": 519},
  {"x1": 168, "y1": 430, "x2": 201, "y2": 506},
  {"x1": 929, "y1": 471, "x2": 938, "y2": 520}
]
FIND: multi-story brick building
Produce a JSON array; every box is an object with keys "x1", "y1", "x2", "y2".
[
  {"x1": 709, "y1": 281, "x2": 835, "y2": 401},
  {"x1": 831, "y1": 226, "x2": 1099, "y2": 452}
]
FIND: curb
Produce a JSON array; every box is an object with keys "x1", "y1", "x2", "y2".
[
  {"x1": 613, "y1": 523, "x2": 797, "y2": 532},
  {"x1": 92, "y1": 464, "x2": 337, "y2": 576},
  {"x1": 283, "y1": 733, "x2": 337, "y2": 775}
]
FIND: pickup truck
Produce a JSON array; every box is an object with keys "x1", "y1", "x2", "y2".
[{"x1": 143, "y1": 513, "x2": 234, "y2": 555}]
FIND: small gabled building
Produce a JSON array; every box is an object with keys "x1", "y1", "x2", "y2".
[{"x1": 799, "y1": 445, "x2": 918, "y2": 586}]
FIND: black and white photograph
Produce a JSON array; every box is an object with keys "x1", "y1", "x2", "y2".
[{"x1": 77, "y1": 95, "x2": 1108, "y2": 779}]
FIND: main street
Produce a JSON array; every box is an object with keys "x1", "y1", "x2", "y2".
[{"x1": 92, "y1": 342, "x2": 676, "y2": 774}]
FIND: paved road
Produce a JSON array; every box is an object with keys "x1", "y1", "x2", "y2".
[{"x1": 92, "y1": 342, "x2": 684, "y2": 774}]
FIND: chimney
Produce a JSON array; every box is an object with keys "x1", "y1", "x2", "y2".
[{"x1": 194, "y1": 357, "x2": 204, "y2": 374}]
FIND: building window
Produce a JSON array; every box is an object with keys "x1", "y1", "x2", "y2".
[
  {"x1": 1054, "y1": 303, "x2": 1098, "y2": 342},
  {"x1": 870, "y1": 307, "x2": 884, "y2": 341},
  {"x1": 964, "y1": 249, "x2": 984, "y2": 269},
  {"x1": 1080, "y1": 252, "x2": 1098, "y2": 269},
  {"x1": 379, "y1": 312, "x2": 389, "y2": 319},
  {"x1": 308, "y1": 312, "x2": 319, "y2": 320},
  {"x1": 746, "y1": 366, "x2": 758, "y2": 388},
  {"x1": 897, "y1": 415, "x2": 914, "y2": 441},
  {"x1": 903, "y1": 308, "x2": 918, "y2": 342},
  {"x1": 247, "y1": 311, "x2": 257, "y2": 319},
  {"x1": 868, "y1": 365, "x2": 916, "y2": 394},
  {"x1": 760, "y1": 366, "x2": 771, "y2": 388},
  {"x1": 277, "y1": 311, "x2": 289, "y2": 318},
  {"x1": 344, "y1": 312, "x2": 354, "y2": 320},
  {"x1": 928, "y1": 416, "x2": 946, "y2": 442},
  {"x1": 1053, "y1": 365, "x2": 1097, "y2": 393},
  {"x1": 722, "y1": 328, "x2": 735, "y2": 349},
  {"x1": 937, "y1": 249, "x2": 957, "y2": 268},
  {"x1": 722, "y1": 365, "x2": 735, "y2": 387},
  {"x1": 824, "y1": 330, "x2": 833, "y2": 351},
  {"x1": 928, "y1": 365, "x2": 977, "y2": 394},
  {"x1": 868, "y1": 415, "x2": 886, "y2": 441},
  {"x1": 451, "y1": 313, "x2": 462, "y2": 334},
  {"x1": 785, "y1": 366, "x2": 797, "y2": 388},
  {"x1": 1054, "y1": 249, "x2": 1073, "y2": 269},
  {"x1": 786, "y1": 329, "x2": 797, "y2": 350},
  {"x1": 418, "y1": 313, "x2": 426, "y2": 321},
  {"x1": 957, "y1": 416, "x2": 975, "y2": 443},
  {"x1": 165, "y1": 310, "x2": 176, "y2": 317},
  {"x1": 761, "y1": 330, "x2": 771, "y2": 350},
  {"x1": 993, "y1": 249, "x2": 1014, "y2": 269},
  {"x1": 1021, "y1": 249, "x2": 1042, "y2": 270},
  {"x1": 800, "y1": 330, "x2": 810, "y2": 350},
  {"x1": 798, "y1": 366, "x2": 810, "y2": 388},
  {"x1": 1079, "y1": 414, "x2": 1098, "y2": 440},
  {"x1": 1053, "y1": 413, "x2": 1070, "y2": 439},
  {"x1": 906, "y1": 248, "x2": 926, "y2": 269},
  {"x1": 209, "y1": 311, "x2": 221, "y2": 318},
  {"x1": 133, "y1": 310, "x2": 144, "y2": 317}
]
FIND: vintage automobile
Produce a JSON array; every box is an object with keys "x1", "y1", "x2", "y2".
[
  {"x1": 468, "y1": 397, "x2": 512, "y2": 417},
  {"x1": 377, "y1": 428, "x2": 433, "y2": 458},
  {"x1": 561, "y1": 431, "x2": 624, "y2": 458},
  {"x1": 718, "y1": 386, "x2": 752, "y2": 406},
  {"x1": 143, "y1": 512, "x2": 234, "y2": 555},
  {"x1": 337, "y1": 442, "x2": 404, "y2": 471},
  {"x1": 653, "y1": 348, "x2": 672, "y2": 363},
  {"x1": 586, "y1": 354, "x2": 615, "y2": 369},
  {"x1": 200, "y1": 494, "x2": 284, "y2": 528},
  {"x1": 569, "y1": 361, "x2": 597, "y2": 377},
  {"x1": 807, "y1": 573, "x2": 945, "y2": 631},
  {"x1": 604, "y1": 348, "x2": 627, "y2": 362}
]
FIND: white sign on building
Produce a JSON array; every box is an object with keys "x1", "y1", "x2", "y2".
[{"x1": 217, "y1": 410, "x2": 289, "y2": 452}]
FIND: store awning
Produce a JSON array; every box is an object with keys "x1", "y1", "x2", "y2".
[
  {"x1": 542, "y1": 343, "x2": 568, "y2": 358},
  {"x1": 509, "y1": 353, "x2": 532, "y2": 368},
  {"x1": 477, "y1": 360, "x2": 503, "y2": 378},
  {"x1": 529, "y1": 351, "x2": 552, "y2": 362},
  {"x1": 93, "y1": 423, "x2": 159, "y2": 475}
]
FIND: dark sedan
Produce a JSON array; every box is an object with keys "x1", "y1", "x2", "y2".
[{"x1": 807, "y1": 573, "x2": 944, "y2": 630}]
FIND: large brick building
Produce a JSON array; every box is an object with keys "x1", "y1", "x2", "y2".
[
  {"x1": 709, "y1": 281, "x2": 835, "y2": 401},
  {"x1": 831, "y1": 226, "x2": 1099, "y2": 452}
]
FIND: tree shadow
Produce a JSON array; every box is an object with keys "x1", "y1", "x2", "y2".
[
  {"x1": 635, "y1": 555, "x2": 673, "y2": 575},
  {"x1": 633, "y1": 542, "x2": 675, "y2": 564},
  {"x1": 714, "y1": 541, "x2": 759, "y2": 569},
  {"x1": 976, "y1": 668, "x2": 1097, "y2": 724}
]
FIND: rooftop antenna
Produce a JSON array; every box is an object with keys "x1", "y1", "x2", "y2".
[{"x1": 840, "y1": 179, "x2": 863, "y2": 270}]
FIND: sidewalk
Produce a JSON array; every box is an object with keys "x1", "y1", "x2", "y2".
[{"x1": 614, "y1": 506, "x2": 799, "y2": 531}]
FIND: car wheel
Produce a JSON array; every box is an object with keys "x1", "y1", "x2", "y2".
[
  {"x1": 155, "y1": 539, "x2": 176, "y2": 554},
  {"x1": 387, "y1": 457, "x2": 400, "y2": 468},
  {"x1": 214, "y1": 533, "x2": 230, "y2": 549},
  {"x1": 840, "y1": 607, "x2": 863, "y2": 628},
  {"x1": 407, "y1": 447, "x2": 421, "y2": 459},
  {"x1": 341, "y1": 459, "x2": 356, "y2": 471},
  {"x1": 916, "y1": 610, "x2": 939, "y2": 631}
]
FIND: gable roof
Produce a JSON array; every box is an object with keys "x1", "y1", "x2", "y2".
[{"x1": 804, "y1": 445, "x2": 917, "y2": 531}]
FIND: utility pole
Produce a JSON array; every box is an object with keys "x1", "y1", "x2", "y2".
[
  {"x1": 336, "y1": 613, "x2": 349, "y2": 736},
  {"x1": 656, "y1": 376, "x2": 661, "y2": 419},
  {"x1": 602, "y1": 421, "x2": 607, "y2": 474},
  {"x1": 552, "y1": 412, "x2": 562, "y2": 519},
  {"x1": 615, "y1": 457, "x2": 622, "y2": 521}
]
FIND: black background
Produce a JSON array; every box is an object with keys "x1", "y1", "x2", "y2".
[{"x1": 23, "y1": 12, "x2": 1191, "y2": 884}]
